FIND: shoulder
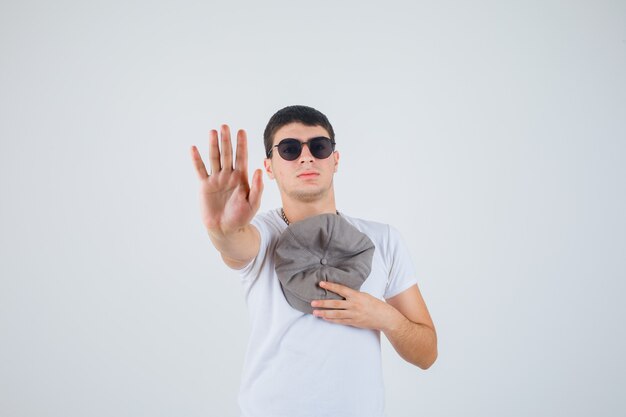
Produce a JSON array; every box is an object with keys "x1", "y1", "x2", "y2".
[
  {"x1": 341, "y1": 213, "x2": 408, "y2": 251},
  {"x1": 250, "y1": 208, "x2": 286, "y2": 240},
  {"x1": 237, "y1": 208, "x2": 285, "y2": 277},
  {"x1": 251, "y1": 208, "x2": 281, "y2": 226},
  {"x1": 340, "y1": 213, "x2": 390, "y2": 238}
]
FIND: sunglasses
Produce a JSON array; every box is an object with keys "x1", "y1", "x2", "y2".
[{"x1": 267, "y1": 137, "x2": 336, "y2": 161}]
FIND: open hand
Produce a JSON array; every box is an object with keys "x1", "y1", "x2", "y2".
[{"x1": 190, "y1": 125, "x2": 263, "y2": 236}]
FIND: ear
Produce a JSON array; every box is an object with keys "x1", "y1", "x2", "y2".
[
  {"x1": 333, "y1": 151, "x2": 340, "y2": 173},
  {"x1": 263, "y1": 158, "x2": 275, "y2": 180}
]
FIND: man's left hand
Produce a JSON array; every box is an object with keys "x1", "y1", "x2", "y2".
[{"x1": 311, "y1": 281, "x2": 399, "y2": 331}]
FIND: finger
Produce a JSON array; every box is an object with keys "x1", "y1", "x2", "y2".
[
  {"x1": 234, "y1": 129, "x2": 248, "y2": 172},
  {"x1": 314, "y1": 309, "x2": 351, "y2": 319},
  {"x1": 311, "y1": 299, "x2": 348, "y2": 309},
  {"x1": 249, "y1": 169, "x2": 264, "y2": 210},
  {"x1": 190, "y1": 145, "x2": 209, "y2": 180},
  {"x1": 220, "y1": 124, "x2": 233, "y2": 171},
  {"x1": 208, "y1": 129, "x2": 221, "y2": 174},
  {"x1": 319, "y1": 281, "x2": 355, "y2": 298},
  {"x1": 321, "y1": 318, "x2": 354, "y2": 327}
]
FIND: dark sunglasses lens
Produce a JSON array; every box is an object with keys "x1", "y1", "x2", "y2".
[
  {"x1": 277, "y1": 140, "x2": 302, "y2": 161},
  {"x1": 309, "y1": 138, "x2": 334, "y2": 159}
]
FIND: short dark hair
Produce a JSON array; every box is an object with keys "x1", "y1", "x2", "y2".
[{"x1": 263, "y1": 105, "x2": 335, "y2": 158}]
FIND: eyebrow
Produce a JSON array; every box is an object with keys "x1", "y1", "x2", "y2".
[{"x1": 276, "y1": 136, "x2": 330, "y2": 142}]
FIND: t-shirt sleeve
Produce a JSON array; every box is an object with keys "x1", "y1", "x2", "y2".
[
  {"x1": 383, "y1": 224, "x2": 419, "y2": 299},
  {"x1": 238, "y1": 214, "x2": 269, "y2": 283}
]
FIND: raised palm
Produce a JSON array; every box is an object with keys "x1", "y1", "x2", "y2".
[{"x1": 190, "y1": 125, "x2": 263, "y2": 236}]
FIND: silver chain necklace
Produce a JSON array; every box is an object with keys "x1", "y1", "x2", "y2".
[{"x1": 280, "y1": 207, "x2": 340, "y2": 226}]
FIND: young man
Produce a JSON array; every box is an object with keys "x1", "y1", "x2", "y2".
[{"x1": 190, "y1": 105, "x2": 437, "y2": 417}]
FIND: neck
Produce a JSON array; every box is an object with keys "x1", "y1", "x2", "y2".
[{"x1": 281, "y1": 192, "x2": 337, "y2": 224}]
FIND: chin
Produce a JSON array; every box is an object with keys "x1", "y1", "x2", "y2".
[{"x1": 288, "y1": 188, "x2": 327, "y2": 202}]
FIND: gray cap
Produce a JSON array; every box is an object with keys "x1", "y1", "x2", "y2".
[{"x1": 274, "y1": 213, "x2": 375, "y2": 314}]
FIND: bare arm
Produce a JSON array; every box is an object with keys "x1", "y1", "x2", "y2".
[
  {"x1": 190, "y1": 124, "x2": 264, "y2": 269},
  {"x1": 208, "y1": 224, "x2": 260, "y2": 269},
  {"x1": 383, "y1": 285, "x2": 438, "y2": 369},
  {"x1": 309, "y1": 280, "x2": 437, "y2": 369}
]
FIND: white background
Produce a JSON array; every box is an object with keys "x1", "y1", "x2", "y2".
[{"x1": 1, "y1": 1, "x2": 625, "y2": 416}]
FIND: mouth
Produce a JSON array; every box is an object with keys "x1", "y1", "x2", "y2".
[{"x1": 297, "y1": 171, "x2": 320, "y2": 179}]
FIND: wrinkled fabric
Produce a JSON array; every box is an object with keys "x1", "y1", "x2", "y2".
[{"x1": 274, "y1": 213, "x2": 375, "y2": 314}]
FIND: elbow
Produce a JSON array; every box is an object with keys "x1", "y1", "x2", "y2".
[
  {"x1": 416, "y1": 329, "x2": 438, "y2": 370},
  {"x1": 418, "y1": 348, "x2": 438, "y2": 370}
]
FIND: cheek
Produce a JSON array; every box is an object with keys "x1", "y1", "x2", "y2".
[{"x1": 272, "y1": 166, "x2": 290, "y2": 183}]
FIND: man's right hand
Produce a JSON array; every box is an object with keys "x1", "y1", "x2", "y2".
[{"x1": 190, "y1": 124, "x2": 264, "y2": 239}]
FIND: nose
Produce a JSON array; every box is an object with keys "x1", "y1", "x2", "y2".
[{"x1": 298, "y1": 143, "x2": 314, "y2": 163}]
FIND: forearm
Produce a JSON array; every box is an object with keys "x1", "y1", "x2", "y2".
[
  {"x1": 381, "y1": 307, "x2": 438, "y2": 369},
  {"x1": 207, "y1": 224, "x2": 259, "y2": 266}
]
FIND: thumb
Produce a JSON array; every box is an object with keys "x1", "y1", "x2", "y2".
[{"x1": 249, "y1": 169, "x2": 264, "y2": 210}]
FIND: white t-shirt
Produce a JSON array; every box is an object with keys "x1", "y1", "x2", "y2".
[{"x1": 237, "y1": 208, "x2": 418, "y2": 417}]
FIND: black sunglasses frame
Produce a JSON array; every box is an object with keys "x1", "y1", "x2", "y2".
[{"x1": 267, "y1": 137, "x2": 336, "y2": 160}]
